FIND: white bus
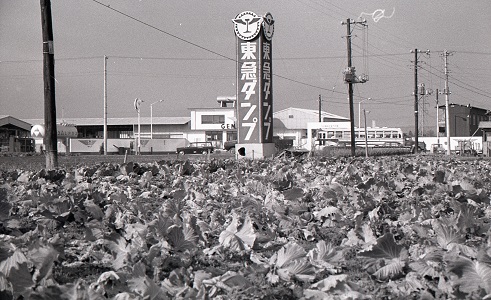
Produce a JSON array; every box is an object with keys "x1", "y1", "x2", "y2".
[{"x1": 306, "y1": 122, "x2": 404, "y2": 150}]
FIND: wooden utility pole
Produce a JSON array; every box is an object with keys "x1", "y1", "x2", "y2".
[
  {"x1": 344, "y1": 19, "x2": 356, "y2": 157},
  {"x1": 318, "y1": 94, "x2": 322, "y2": 122},
  {"x1": 342, "y1": 18, "x2": 367, "y2": 157},
  {"x1": 40, "y1": 0, "x2": 58, "y2": 169},
  {"x1": 410, "y1": 49, "x2": 429, "y2": 153}
]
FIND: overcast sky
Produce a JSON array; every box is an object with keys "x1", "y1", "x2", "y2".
[{"x1": 1, "y1": 0, "x2": 490, "y2": 129}]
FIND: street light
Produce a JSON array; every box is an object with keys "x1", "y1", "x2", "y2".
[
  {"x1": 150, "y1": 99, "x2": 164, "y2": 139},
  {"x1": 358, "y1": 97, "x2": 371, "y2": 128},
  {"x1": 134, "y1": 98, "x2": 144, "y2": 155}
]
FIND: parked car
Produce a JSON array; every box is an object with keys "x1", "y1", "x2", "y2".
[{"x1": 176, "y1": 142, "x2": 214, "y2": 155}]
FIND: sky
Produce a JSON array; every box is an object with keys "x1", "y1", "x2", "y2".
[{"x1": 1, "y1": 0, "x2": 490, "y2": 131}]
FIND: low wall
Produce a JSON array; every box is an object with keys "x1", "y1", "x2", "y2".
[
  {"x1": 139, "y1": 138, "x2": 186, "y2": 154},
  {"x1": 70, "y1": 138, "x2": 187, "y2": 154}
]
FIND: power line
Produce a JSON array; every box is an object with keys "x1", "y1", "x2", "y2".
[
  {"x1": 419, "y1": 65, "x2": 491, "y2": 99},
  {"x1": 90, "y1": 0, "x2": 235, "y2": 62},
  {"x1": 89, "y1": 1, "x2": 354, "y2": 94}
]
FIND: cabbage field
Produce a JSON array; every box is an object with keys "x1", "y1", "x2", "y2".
[{"x1": 1, "y1": 153, "x2": 491, "y2": 299}]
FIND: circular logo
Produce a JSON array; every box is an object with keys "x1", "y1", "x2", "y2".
[
  {"x1": 262, "y1": 12, "x2": 274, "y2": 41},
  {"x1": 232, "y1": 11, "x2": 262, "y2": 41},
  {"x1": 31, "y1": 124, "x2": 45, "y2": 138}
]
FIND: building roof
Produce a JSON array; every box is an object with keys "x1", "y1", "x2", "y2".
[
  {"x1": 22, "y1": 117, "x2": 191, "y2": 126},
  {"x1": 273, "y1": 107, "x2": 348, "y2": 130},
  {"x1": 438, "y1": 103, "x2": 489, "y2": 112},
  {"x1": 273, "y1": 107, "x2": 348, "y2": 120},
  {"x1": 0, "y1": 115, "x2": 32, "y2": 131}
]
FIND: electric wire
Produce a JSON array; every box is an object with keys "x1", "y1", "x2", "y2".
[
  {"x1": 90, "y1": 0, "x2": 235, "y2": 63},
  {"x1": 89, "y1": 0, "x2": 351, "y2": 95},
  {"x1": 419, "y1": 65, "x2": 491, "y2": 99}
]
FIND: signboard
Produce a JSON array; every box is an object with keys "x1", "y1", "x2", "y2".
[
  {"x1": 260, "y1": 13, "x2": 273, "y2": 142},
  {"x1": 233, "y1": 11, "x2": 274, "y2": 144},
  {"x1": 31, "y1": 124, "x2": 78, "y2": 139}
]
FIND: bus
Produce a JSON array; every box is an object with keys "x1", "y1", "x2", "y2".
[{"x1": 306, "y1": 122, "x2": 404, "y2": 150}]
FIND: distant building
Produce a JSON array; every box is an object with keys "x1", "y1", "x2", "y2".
[
  {"x1": 17, "y1": 101, "x2": 350, "y2": 154},
  {"x1": 0, "y1": 115, "x2": 33, "y2": 152},
  {"x1": 439, "y1": 103, "x2": 488, "y2": 137}
]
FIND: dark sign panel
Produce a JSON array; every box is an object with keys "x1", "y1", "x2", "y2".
[
  {"x1": 234, "y1": 11, "x2": 274, "y2": 144},
  {"x1": 260, "y1": 37, "x2": 273, "y2": 143}
]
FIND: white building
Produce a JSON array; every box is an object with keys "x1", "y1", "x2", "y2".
[
  {"x1": 189, "y1": 106, "x2": 237, "y2": 148},
  {"x1": 273, "y1": 107, "x2": 349, "y2": 148}
]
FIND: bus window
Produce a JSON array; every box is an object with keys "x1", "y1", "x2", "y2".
[
  {"x1": 367, "y1": 131, "x2": 375, "y2": 139},
  {"x1": 335, "y1": 131, "x2": 343, "y2": 138},
  {"x1": 391, "y1": 131, "x2": 398, "y2": 138},
  {"x1": 375, "y1": 131, "x2": 384, "y2": 138},
  {"x1": 327, "y1": 131, "x2": 335, "y2": 138},
  {"x1": 383, "y1": 131, "x2": 391, "y2": 138},
  {"x1": 343, "y1": 131, "x2": 350, "y2": 139}
]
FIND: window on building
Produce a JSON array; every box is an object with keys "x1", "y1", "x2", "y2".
[
  {"x1": 119, "y1": 131, "x2": 132, "y2": 138},
  {"x1": 289, "y1": 115, "x2": 294, "y2": 118},
  {"x1": 226, "y1": 131, "x2": 237, "y2": 141},
  {"x1": 205, "y1": 131, "x2": 223, "y2": 141},
  {"x1": 201, "y1": 115, "x2": 225, "y2": 124}
]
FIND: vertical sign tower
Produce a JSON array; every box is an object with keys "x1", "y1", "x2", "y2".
[{"x1": 233, "y1": 11, "x2": 275, "y2": 159}]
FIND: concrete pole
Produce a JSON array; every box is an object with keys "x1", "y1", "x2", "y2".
[
  {"x1": 444, "y1": 50, "x2": 451, "y2": 155},
  {"x1": 103, "y1": 55, "x2": 108, "y2": 155}
]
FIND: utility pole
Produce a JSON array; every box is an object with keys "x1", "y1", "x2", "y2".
[
  {"x1": 435, "y1": 89, "x2": 439, "y2": 145},
  {"x1": 442, "y1": 50, "x2": 452, "y2": 155},
  {"x1": 103, "y1": 55, "x2": 108, "y2": 155},
  {"x1": 413, "y1": 49, "x2": 418, "y2": 153},
  {"x1": 318, "y1": 94, "x2": 322, "y2": 122},
  {"x1": 40, "y1": 0, "x2": 58, "y2": 169},
  {"x1": 363, "y1": 109, "x2": 369, "y2": 157},
  {"x1": 342, "y1": 18, "x2": 367, "y2": 157},
  {"x1": 410, "y1": 49, "x2": 429, "y2": 153}
]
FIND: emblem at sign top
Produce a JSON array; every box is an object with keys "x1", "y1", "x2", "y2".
[
  {"x1": 232, "y1": 11, "x2": 262, "y2": 41},
  {"x1": 262, "y1": 12, "x2": 274, "y2": 41}
]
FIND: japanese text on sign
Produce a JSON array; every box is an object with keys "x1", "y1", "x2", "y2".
[{"x1": 238, "y1": 41, "x2": 259, "y2": 142}]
